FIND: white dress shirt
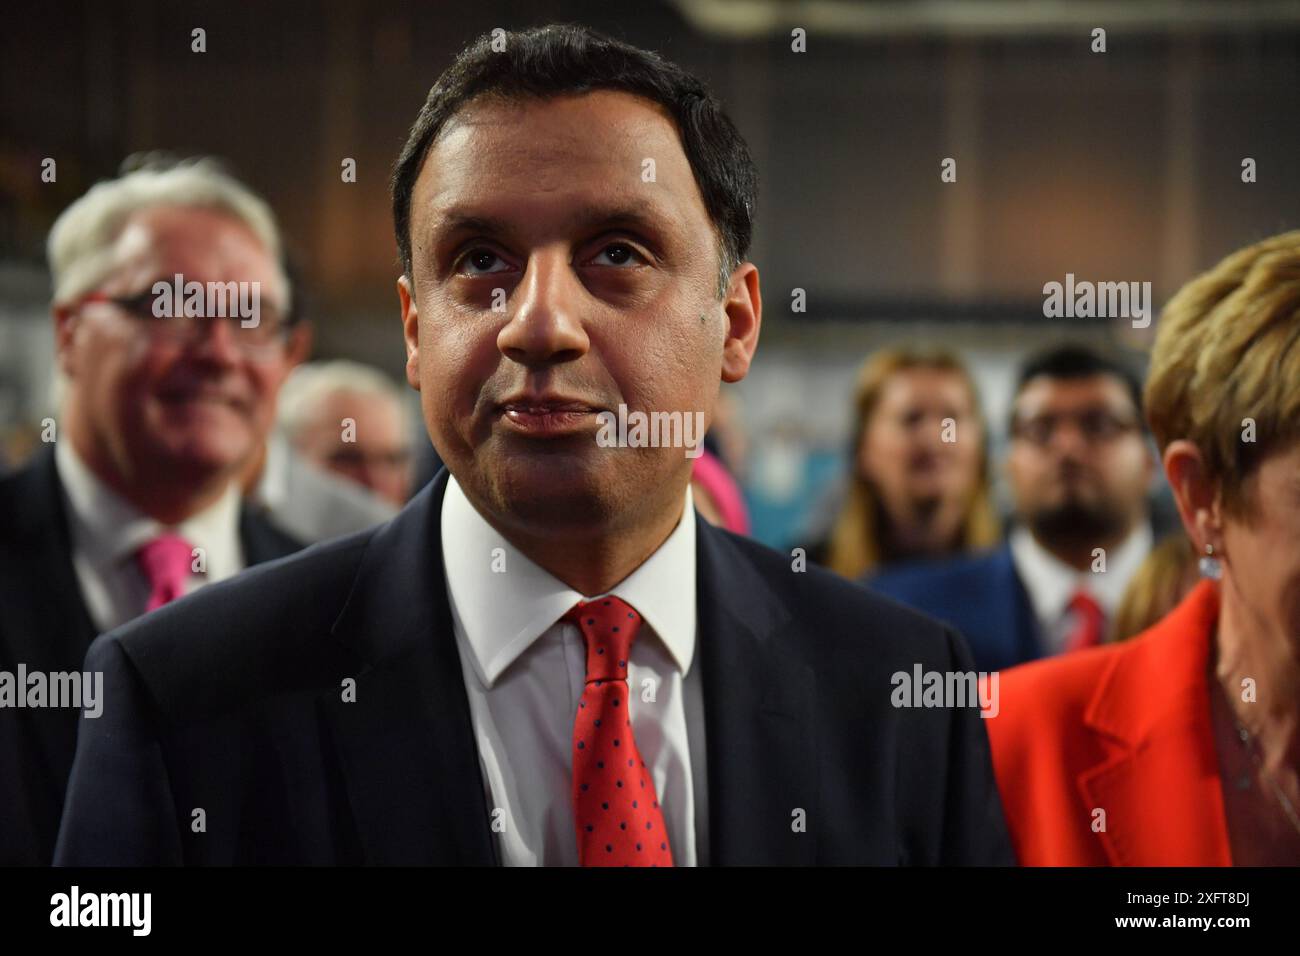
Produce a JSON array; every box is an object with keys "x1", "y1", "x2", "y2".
[
  {"x1": 440, "y1": 473, "x2": 708, "y2": 866},
  {"x1": 1009, "y1": 521, "x2": 1154, "y2": 655},
  {"x1": 54, "y1": 439, "x2": 246, "y2": 633}
]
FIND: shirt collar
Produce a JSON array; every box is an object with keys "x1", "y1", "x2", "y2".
[
  {"x1": 1009, "y1": 521, "x2": 1153, "y2": 626},
  {"x1": 54, "y1": 437, "x2": 244, "y2": 571},
  {"x1": 440, "y1": 472, "x2": 697, "y2": 689}
]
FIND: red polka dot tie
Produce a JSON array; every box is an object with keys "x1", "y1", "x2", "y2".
[{"x1": 565, "y1": 596, "x2": 674, "y2": 867}]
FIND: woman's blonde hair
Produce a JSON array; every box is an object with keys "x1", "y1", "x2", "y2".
[
  {"x1": 825, "y1": 347, "x2": 1001, "y2": 579},
  {"x1": 1146, "y1": 230, "x2": 1300, "y2": 517}
]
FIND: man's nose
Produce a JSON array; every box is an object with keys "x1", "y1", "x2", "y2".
[
  {"x1": 1046, "y1": 418, "x2": 1090, "y2": 458},
  {"x1": 496, "y1": 251, "x2": 589, "y2": 365},
  {"x1": 187, "y1": 317, "x2": 244, "y2": 365}
]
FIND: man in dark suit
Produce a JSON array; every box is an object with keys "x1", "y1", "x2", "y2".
[
  {"x1": 870, "y1": 346, "x2": 1156, "y2": 672},
  {"x1": 55, "y1": 24, "x2": 1012, "y2": 867},
  {"x1": 0, "y1": 158, "x2": 306, "y2": 865}
]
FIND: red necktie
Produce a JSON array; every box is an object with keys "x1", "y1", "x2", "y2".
[
  {"x1": 135, "y1": 533, "x2": 195, "y2": 612},
  {"x1": 1064, "y1": 589, "x2": 1105, "y2": 652},
  {"x1": 565, "y1": 596, "x2": 674, "y2": 867}
]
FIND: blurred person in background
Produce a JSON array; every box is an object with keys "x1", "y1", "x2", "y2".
[
  {"x1": 0, "y1": 157, "x2": 307, "y2": 864},
  {"x1": 1109, "y1": 532, "x2": 1198, "y2": 642},
  {"x1": 987, "y1": 230, "x2": 1300, "y2": 865},
  {"x1": 277, "y1": 359, "x2": 414, "y2": 507},
  {"x1": 703, "y1": 387, "x2": 748, "y2": 483},
  {"x1": 815, "y1": 347, "x2": 999, "y2": 577},
  {"x1": 237, "y1": 270, "x2": 402, "y2": 543},
  {"x1": 871, "y1": 345, "x2": 1154, "y2": 672}
]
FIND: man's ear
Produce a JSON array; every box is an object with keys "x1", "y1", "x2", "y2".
[
  {"x1": 52, "y1": 302, "x2": 79, "y2": 377},
  {"x1": 285, "y1": 320, "x2": 313, "y2": 367},
  {"x1": 398, "y1": 274, "x2": 421, "y2": 391},
  {"x1": 720, "y1": 262, "x2": 761, "y2": 384},
  {"x1": 1163, "y1": 439, "x2": 1223, "y2": 553}
]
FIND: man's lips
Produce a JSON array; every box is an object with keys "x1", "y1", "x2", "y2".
[
  {"x1": 155, "y1": 390, "x2": 248, "y2": 411},
  {"x1": 500, "y1": 400, "x2": 596, "y2": 414},
  {"x1": 496, "y1": 396, "x2": 602, "y2": 436}
]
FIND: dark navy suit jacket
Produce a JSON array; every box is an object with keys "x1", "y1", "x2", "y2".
[
  {"x1": 0, "y1": 445, "x2": 302, "y2": 865},
  {"x1": 54, "y1": 468, "x2": 1013, "y2": 866},
  {"x1": 868, "y1": 544, "x2": 1041, "y2": 674}
]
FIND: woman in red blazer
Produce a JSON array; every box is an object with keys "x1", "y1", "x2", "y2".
[{"x1": 986, "y1": 231, "x2": 1300, "y2": 866}]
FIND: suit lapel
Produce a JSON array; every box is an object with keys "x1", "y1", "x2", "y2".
[
  {"x1": 696, "y1": 519, "x2": 817, "y2": 865},
  {"x1": 1001, "y1": 547, "x2": 1043, "y2": 666},
  {"x1": 1076, "y1": 582, "x2": 1232, "y2": 865},
  {"x1": 1079, "y1": 730, "x2": 1230, "y2": 866},
  {"x1": 237, "y1": 504, "x2": 304, "y2": 565},
  {"x1": 5, "y1": 448, "x2": 301, "y2": 653},
  {"x1": 0, "y1": 446, "x2": 97, "y2": 664},
  {"x1": 0, "y1": 447, "x2": 99, "y2": 859},
  {"x1": 319, "y1": 470, "x2": 497, "y2": 865},
  {"x1": 316, "y1": 479, "x2": 822, "y2": 865}
]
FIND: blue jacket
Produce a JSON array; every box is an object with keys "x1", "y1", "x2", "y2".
[{"x1": 868, "y1": 544, "x2": 1041, "y2": 673}]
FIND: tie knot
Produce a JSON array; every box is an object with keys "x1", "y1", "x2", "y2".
[
  {"x1": 136, "y1": 533, "x2": 195, "y2": 590},
  {"x1": 1065, "y1": 588, "x2": 1107, "y2": 652},
  {"x1": 564, "y1": 596, "x2": 642, "y2": 683},
  {"x1": 1069, "y1": 589, "x2": 1103, "y2": 619}
]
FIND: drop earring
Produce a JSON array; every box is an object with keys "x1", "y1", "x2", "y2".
[{"x1": 1199, "y1": 542, "x2": 1222, "y2": 580}]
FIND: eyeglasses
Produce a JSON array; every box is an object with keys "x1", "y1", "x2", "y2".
[
  {"x1": 78, "y1": 288, "x2": 292, "y2": 359},
  {"x1": 1011, "y1": 408, "x2": 1140, "y2": 446}
]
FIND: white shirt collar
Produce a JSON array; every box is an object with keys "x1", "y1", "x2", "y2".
[
  {"x1": 440, "y1": 473, "x2": 697, "y2": 690},
  {"x1": 1009, "y1": 520, "x2": 1153, "y2": 627},
  {"x1": 54, "y1": 437, "x2": 244, "y2": 572}
]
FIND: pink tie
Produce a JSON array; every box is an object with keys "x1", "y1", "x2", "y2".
[
  {"x1": 135, "y1": 533, "x2": 195, "y2": 612},
  {"x1": 565, "y1": 596, "x2": 674, "y2": 867}
]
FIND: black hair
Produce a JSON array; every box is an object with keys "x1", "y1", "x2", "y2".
[
  {"x1": 1013, "y1": 344, "x2": 1145, "y2": 420},
  {"x1": 390, "y1": 23, "x2": 758, "y2": 299}
]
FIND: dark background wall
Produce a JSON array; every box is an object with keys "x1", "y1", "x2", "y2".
[{"x1": 3, "y1": 0, "x2": 1298, "y2": 542}]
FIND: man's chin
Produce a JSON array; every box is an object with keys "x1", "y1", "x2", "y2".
[
  {"x1": 142, "y1": 433, "x2": 249, "y2": 480},
  {"x1": 1028, "y1": 499, "x2": 1125, "y2": 545},
  {"x1": 464, "y1": 448, "x2": 623, "y2": 528}
]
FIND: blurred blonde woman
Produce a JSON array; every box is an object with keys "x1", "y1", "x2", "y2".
[{"x1": 822, "y1": 348, "x2": 1000, "y2": 578}]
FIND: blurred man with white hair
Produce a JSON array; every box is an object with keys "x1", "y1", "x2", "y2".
[
  {"x1": 277, "y1": 360, "x2": 415, "y2": 507},
  {"x1": 0, "y1": 156, "x2": 306, "y2": 864}
]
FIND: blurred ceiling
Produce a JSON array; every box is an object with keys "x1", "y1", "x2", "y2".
[{"x1": 670, "y1": 0, "x2": 1300, "y2": 38}]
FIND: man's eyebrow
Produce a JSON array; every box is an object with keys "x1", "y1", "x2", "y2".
[
  {"x1": 432, "y1": 211, "x2": 510, "y2": 240},
  {"x1": 430, "y1": 199, "x2": 670, "y2": 242}
]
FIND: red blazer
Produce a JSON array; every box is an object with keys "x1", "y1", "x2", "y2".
[{"x1": 985, "y1": 579, "x2": 1233, "y2": 866}]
